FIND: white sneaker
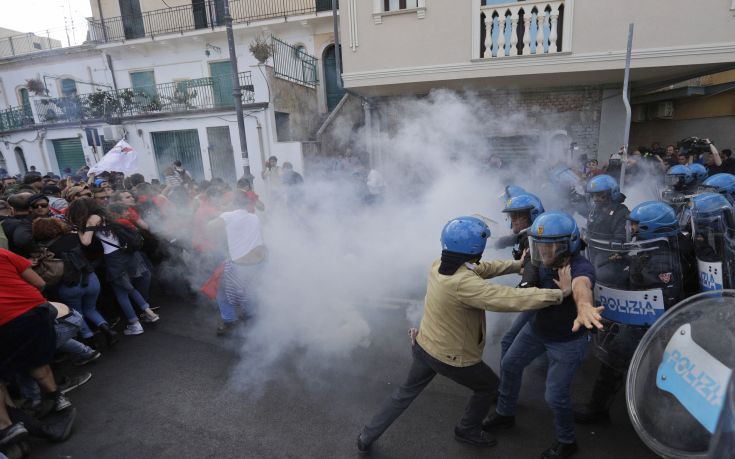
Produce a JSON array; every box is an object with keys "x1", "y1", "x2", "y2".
[
  {"x1": 143, "y1": 310, "x2": 160, "y2": 324},
  {"x1": 124, "y1": 322, "x2": 144, "y2": 335}
]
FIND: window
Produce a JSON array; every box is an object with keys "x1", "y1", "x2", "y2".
[
  {"x1": 275, "y1": 112, "x2": 291, "y2": 142},
  {"x1": 60, "y1": 78, "x2": 77, "y2": 97},
  {"x1": 18, "y1": 88, "x2": 30, "y2": 107},
  {"x1": 130, "y1": 70, "x2": 156, "y2": 100},
  {"x1": 384, "y1": 0, "x2": 418, "y2": 11},
  {"x1": 373, "y1": 0, "x2": 425, "y2": 24},
  {"x1": 33, "y1": 42, "x2": 42, "y2": 50}
]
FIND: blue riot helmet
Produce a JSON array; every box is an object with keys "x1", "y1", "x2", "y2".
[
  {"x1": 550, "y1": 165, "x2": 582, "y2": 189},
  {"x1": 440, "y1": 216, "x2": 491, "y2": 255},
  {"x1": 688, "y1": 163, "x2": 708, "y2": 185},
  {"x1": 665, "y1": 165, "x2": 693, "y2": 191},
  {"x1": 691, "y1": 193, "x2": 735, "y2": 290},
  {"x1": 502, "y1": 193, "x2": 544, "y2": 231},
  {"x1": 503, "y1": 185, "x2": 526, "y2": 200},
  {"x1": 701, "y1": 173, "x2": 735, "y2": 203},
  {"x1": 627, "y1": 201, "x2": 678, "y2": 239},
  {"x1": 528, "y1": 211, "x2": 581, "y2": 268},
  {"x1": 586, "y1": 174, "x2": 622, "y2": 208}
]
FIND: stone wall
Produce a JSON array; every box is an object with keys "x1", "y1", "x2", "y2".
[{"x1": 266, "y1": 66, "x2": 320, "y2": 142}]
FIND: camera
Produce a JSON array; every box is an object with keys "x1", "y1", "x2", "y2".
[{"x1": 677, "y1": 137, "x2": 712, "y2": 156}]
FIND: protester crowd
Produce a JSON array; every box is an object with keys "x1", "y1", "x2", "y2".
[
  {"x1": 0, "y1": 155, "x2": 315, "y2": 454},
  {"x1": 0, "y1": 133, "x2": 732, "y2": 457}
]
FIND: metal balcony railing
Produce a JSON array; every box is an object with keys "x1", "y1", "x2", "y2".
[
  {"x1": 0, "y1": 105, "x2": 35, "y2": 131},
  {"x1": 271, "y1": 36, "x2": 319, "y2": 87},
  {"x1": 88, "y1": 0, "x2": 337, "y2": 43},
  {"x1": 32, "y1": 72, "x2": 255, "y2": 124}
]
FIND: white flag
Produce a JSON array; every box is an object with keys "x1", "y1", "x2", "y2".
[{"x1": 88, "y1": 140, "x2": 138, "y2": 175}]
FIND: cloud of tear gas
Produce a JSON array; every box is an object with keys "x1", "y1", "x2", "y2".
[
  {"x1": 224, "y1": 89, "x2": 614, "y2": 391},
  {"x1": 141, "y1": 89, "x2": 664, "y2": 392}
]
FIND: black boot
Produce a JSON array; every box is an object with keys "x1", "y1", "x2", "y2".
[
  {"x1": 99, "y1": 323, "x2": 119, "y2": 348},
  {"x1": 573, "y1": 363, "x2": 623, "y2": 424},
  {"x1": 8, "y1": 406, "x2": 76, "y2": 442},
  {"x1": 454, "y1": 427, "x2": 498, "y2": 447},
  {"x1": 541, "y1": 440, "x2": 578, "y2": 458},
  {"x1": 481, "y1": 412, "x2": 515, "y2": 431}
]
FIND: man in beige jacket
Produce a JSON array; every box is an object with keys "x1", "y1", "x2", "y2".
[{"x1": 357, "y1": 216, "x2": 573, "y2": 452}]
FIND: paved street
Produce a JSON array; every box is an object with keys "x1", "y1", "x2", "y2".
[{"x1": 33, "y1": 295, "x2": 657, "y2": 459}]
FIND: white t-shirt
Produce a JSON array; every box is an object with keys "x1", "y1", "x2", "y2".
[{"x1": 219, "y1": 210, "x2": 264, "y2": 261}]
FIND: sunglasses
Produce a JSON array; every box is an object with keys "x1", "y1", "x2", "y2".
[
  {"x1": 79, "y1": 193, "x2": 93, "y2": 198},
  {"x1": 32, "y1": 203, "x2": 49, "y2": 209}
]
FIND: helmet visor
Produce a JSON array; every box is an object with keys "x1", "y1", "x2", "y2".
[
  {"x1": 665, "y1": 174, "x2": 686, "y2": 189},
  {"x1": 529, "y1": 238, "x2": 570, "y2": 268}
]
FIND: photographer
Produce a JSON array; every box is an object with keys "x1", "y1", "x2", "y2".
[{"x1": 702, "y1": 140, "x2": 724, "y2": 175}]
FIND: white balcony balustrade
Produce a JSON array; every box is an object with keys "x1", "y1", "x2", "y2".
[{"x1": 478, "y1": 0, "x2": 569, "y2": 59}]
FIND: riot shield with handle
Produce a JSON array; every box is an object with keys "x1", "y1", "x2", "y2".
[
  {"x1": 627, "y1": 291, "x2": 735, "y2": 459},
  {"x1": 587, "y1": 236, "x2": 683, "y2": 370},
  {"x1": 692, "y1": 193, "x2": 735, "y2": 291}
]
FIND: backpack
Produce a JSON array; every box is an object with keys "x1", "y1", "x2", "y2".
[
  {"x1": 29, "y1": 237, "x2": 65, "y2": 287},
  {"x1": 87, "y1": 223, "x2": 144, "y2": 253}
]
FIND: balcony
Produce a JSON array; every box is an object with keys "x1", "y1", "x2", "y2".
[
  {"x1": 0, "y1": 105, "x2": 35, "y2": 131},
  {"x1": 88, "y1": 0, "x2": 336, "y2": 44},
  {"x1": 478, "y1": 0, "x2": 568, "y2": 59},
  {"x1": 23, "y1": 72, "x2": 254, "y2": 128},
  {"x1": 0, "y1": 31, "x2": 64, "y2": 59}
]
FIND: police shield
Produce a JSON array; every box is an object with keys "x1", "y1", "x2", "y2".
[
  {"x1": 693, "y1": 211, "x2": 735, "y2": 291},
  {"x1": 587, "y1": 236, "x2": 683, "y2": 369},
  {"x1": 627, "y1": 291, "x2": 735, "y2": 458}
]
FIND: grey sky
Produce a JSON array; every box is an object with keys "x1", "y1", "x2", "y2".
[{"x1": 1, "y1": 0, "x2": 92, "y2": 45}]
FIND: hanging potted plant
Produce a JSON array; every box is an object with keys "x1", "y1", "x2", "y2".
[
  {"x1": 249, "y1": 34, "x2": 273, "y2": 64},
  {"x1": 25, "y1": 78, "x2": 48, "y2": 96}
]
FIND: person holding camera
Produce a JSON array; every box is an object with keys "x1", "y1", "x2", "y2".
[{"x1": 701, "y1": 139, "x2": 724, "y2": 176}]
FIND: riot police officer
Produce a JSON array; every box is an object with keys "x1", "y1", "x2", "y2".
[
  {"x1": 483, "y1": 211, "x2": 603, "y2": 459},
  {"x1": 585, "y1": 174, "x2": 629, "y2": 288},
  {"x1": 665, "y1": 165, "x2": 696, "y2": 195},
  {"x1": 700, "y1": 172, "x2": 735, "y2": 204},
  {"x1": 575, "y1": 201, "x2": 694, "y2": 424},
  {"x1": 691, "y1": 192, "x2": 735, "y2": 291},
  {"x1": 497, "y1": 193, "x2": 545, "y2": 358},
  {"x1": 689, "y1": 163, "x2": 708, "y2": 186}
]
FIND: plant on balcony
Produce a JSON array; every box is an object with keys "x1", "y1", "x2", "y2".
[
  {"x1": 249, "y1": 34, "x2": 273, "y2": 64},
  {"x1": 87, "y1": 90, "x2": 122, "y2": 119},
  {"x1": 25, "y1": 78, "x2": 48, "y2": 96}
]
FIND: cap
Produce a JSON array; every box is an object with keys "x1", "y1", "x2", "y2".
[{"x1": 41, "y1": 185, "x2": 61, "y2": 195}]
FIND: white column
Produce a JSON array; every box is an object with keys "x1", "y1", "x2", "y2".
[
  {"x1": 535, "y1": 9, "x2": 546, "y2": 54},
  {"x1": 522, "y1": 11, "x2": 531, "y2": 56},
  {"x1": 509, "y1": 7, "x2": 519, "y2": 56},
  {"x1": 548, "y1": 3, "x2": 560, "y2": 54},
  {"x1": 484, "y1": 12, "x2": 494, "y2": 58},
  {"x1": 497, "y1": 12, "x2": 507, "y2": 57}
]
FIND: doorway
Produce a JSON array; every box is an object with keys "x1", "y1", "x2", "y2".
[
  {"x1": 206, "y1": 126, "x2": 237, "y2": 184},
  {"x1": 323, "y1": 44, "x2": 345, "y2": 112},
  {"x1": 151, "y1": 129, "x2": 204, "y2": 182}
]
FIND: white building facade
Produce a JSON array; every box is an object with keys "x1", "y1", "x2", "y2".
[{"x1": 0, "y1": 0, "x2": 342, "y2": 192}]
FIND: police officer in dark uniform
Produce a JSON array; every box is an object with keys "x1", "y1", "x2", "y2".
[
  {"x1": 575, "y1": 201, "x2": 694, "y2": 423},
  {"x1": 496, "y1": 192, "x2": 545, "y2": 358},
  {"x1": 584, "y1": 175, "x2": 629, "y2": 288}
]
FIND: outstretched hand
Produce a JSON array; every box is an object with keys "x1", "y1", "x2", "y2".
[{"x1": 572, "y1": 303, "x2": 605, "y2": 332}]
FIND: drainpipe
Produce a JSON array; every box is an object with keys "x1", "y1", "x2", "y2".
[
  {"x1": 38, "y1": 130, "x2": 51, "y2": 173},
  {"x1": 96, "y1": 0, "x2": 108, "y2": 42},
  {"x1": 105, "y1": 53, "x2": 118, "y2": 91},
  {"x1": 0, "y1": 78, "x2": 9, "y2": 107}
]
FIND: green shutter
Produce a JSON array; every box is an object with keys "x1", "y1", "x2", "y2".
[
  {"x1": 209, "y1": 61, "x2": 233, "y2": 108},
  {"x1": 61, "y1": 79, "x2": 77, "y2": 96},
  {"x1": 151, "y1": 129, "x2": 204, "y2": 182},
  {"x1": 131, "y1": 70, "x2": 156, "y2": 98},
  {"x1": 206, "y1": 126, "x2": 237, "y2": 184},
  {"x1": 52, "y1": 138, "x2": 86, "y2": 173}
]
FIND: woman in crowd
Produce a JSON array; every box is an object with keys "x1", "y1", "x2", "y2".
[
  {"x1": 66, "y1": 198, "x2": 158, "y2": 336},
  {"x1": 31, "y1": 217, "x2": 118, "y2": 347}
]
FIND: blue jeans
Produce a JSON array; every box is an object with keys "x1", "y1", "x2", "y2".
[
  {"x1": 500, "y1": 311, "x2": 534, "y2": 360},
  {"x1": 112, "y1": 277, "x2": 150, "y2": 323},
  {"x1": 496, "y1": 324, "x2": 589, "y2": 444},
  {"x1": 55, "y1": 310, "x2": 95, "y2": 360},
  {"x1": 56, "y1": 272, "x2": 105, "y2": 338}
]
